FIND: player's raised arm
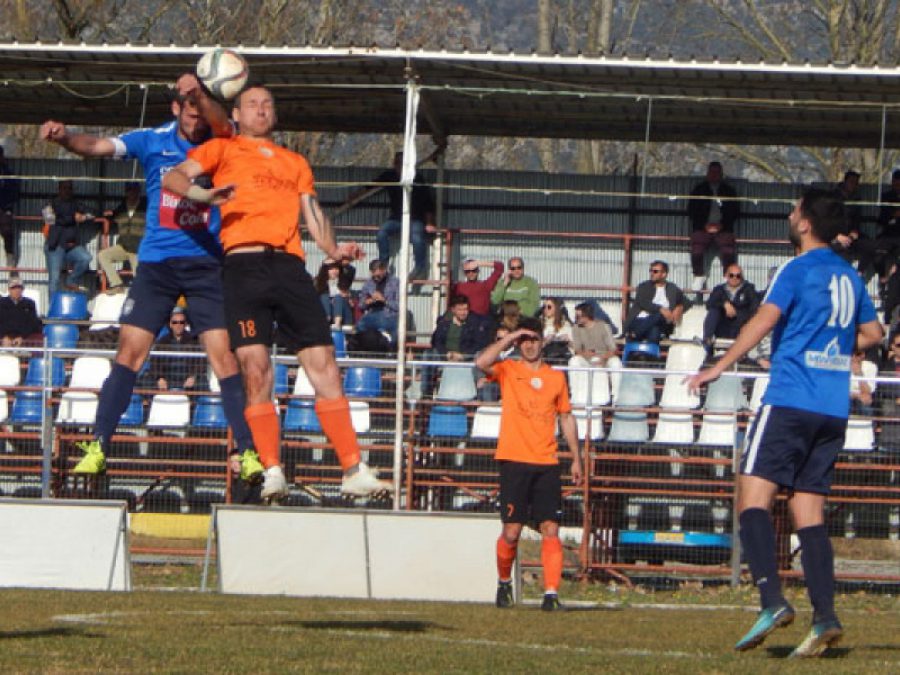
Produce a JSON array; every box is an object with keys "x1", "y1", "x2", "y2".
[
  {"x1": 301, "y1": 193, "x2": 362, "y2": 263},
  {"x1": 475, "y1": 328, "x2": 533, "y2": 375},
  {"x1": 161, "y1": 158, "x2": 234, "y2": 206},
  {"x1": 40, "y1": 120, "x2": 117, "y2": 157},
  {"x1": 856, "y1": 319, "x2": 884, "y2": 353}
]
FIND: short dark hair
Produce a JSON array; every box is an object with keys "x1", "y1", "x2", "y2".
[
  {"x1": 369, "y1": 258, "x2": 387, "y2": 272},
  {"x1": 892, "y1": 169, "x2": 900, "y2": 181},
  {"x1": 449, "y1": 294, "x2": 469, "y2": 307},
  {"x1": 708, "y1": 161, "x2": 722, "y2": 171},
  {"x1": 234, "y1": 82, "x2": 270, "y2": 108},
  {"x1": 799, "y1": 188, "x2": 846, "y2": 244},
  {"x1": 574, "y1": 302, "x2": 594, "y2": 320},
  {"x1": 518, "y1": 316, "x2": 542, "y2": 334},
  {"x1": 843, "y1": 170, "x2": 861, "y2": 182},
  {"x1": 650, "y1": 260, "x2": 668, "y2": 273}
]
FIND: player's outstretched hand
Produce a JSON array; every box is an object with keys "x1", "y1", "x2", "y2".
[
  {"x1": 40, "y1": 120, "x2": 67, "y2": 143},
  {"x1": 208, "y1": 184, "x2": 236, "y2": 205},
  {"x1": 335, "y1": 242, "x2": 365, "y2": 263},
  {"x1": 570, "y1": 461, "x2": 583, "y2": 486},
  {"x1": 684, "y1": 367, "x2": 720, "y2": 395}
]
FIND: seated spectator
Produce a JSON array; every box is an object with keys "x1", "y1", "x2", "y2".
[
  {"x1": 314, "y1": 257, "x2": 355, "y2": 328},
  {"x1": 687, "y1": 161, "x2": 739, "y2": 294},
  {"x1": 421, "y1": 295, "x2": 490, "y2": 398},
  {"x1": 624, "y1": 260, "x2": 686, "y2": 343},
  {"x1": 476, "y1": 325, "x2": 514, "y2": 402},
  {"x1": 490, "y1": 256, "x2": 540, "y2": 318},
  {"x1": 44, "y1": 179, "x2": 95, "y2": 293},
  {"x1": 356, "y1": 259, "x2": 400, "y2": 342},
  {"x1": 99, "y1": 180, "x2": 146, "y2": 293},
  {"x1": 0, "y1": 278, "x2": 42, "y2": 346},
  {"x1": 875, "y1": 169, "x2": 900, "y2": 283},
  {"x1": 150, "y1": 307, "x2": 204, "y2": 391},
  {"x1": 849, "y1": 349, "x2": 877, "y2": 417},
  {"x1": 831, "y1": 169, "x2": 877, "y2": 279},
  {"x1": 701, "y1": 263, "x2": 759, "y2": 353},
  {"x1": 450, "y1": 258, "x2": 503, "y2": 318},
  {"x1": 498, "y1": 300, "x2": 521, "y2": 333},
  {"x1": 569, "y1": 302, "x2": 618, "y2": 368},
  {"x1": 541, "y1": 297, "x2": 573, "y2": 363},
  {"x1": 879, "y1": 336, "x2": 900, "y2": 449}
]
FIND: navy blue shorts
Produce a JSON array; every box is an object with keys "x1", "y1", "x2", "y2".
[
  {"x1": 222, "y1": 251, "x2": 332, "y2": 353},
  {"x1": 741, "y1": 405, "x2": 847, "y2": 494},
  {"x1": 498, "y1": 461, "x2": 562, "y2": 525},
  {"x1": 120, "y1": 256, "x2": 226, "y2": 335}
]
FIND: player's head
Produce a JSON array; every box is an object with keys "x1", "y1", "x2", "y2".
[
  {"x1": 233, "y1": 85, "x2": 277, "y2": 138},
  {"x1": 516, "y1": 316, "x2": 543, "y2": 363},
  {"x1": 790, "y1": 188, "x2": 845, "y2": 247},
  {"x1": 171, "y1": 73, "x2": 211, "y2": 143}
]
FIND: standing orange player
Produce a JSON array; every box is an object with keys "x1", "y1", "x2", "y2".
[{"x1": 475, "y1": 316, "x2": 583, "y2": 611}]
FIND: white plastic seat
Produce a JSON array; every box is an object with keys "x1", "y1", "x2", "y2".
[
  {"x1": 0, "y1": 392, "x2": 8, "y2": 423},
  {"x1": 843, "y1": 418, "x2": 874, "y2": 452},
  {"x1": 69, "y1": 356, "x2": 112, "y2": 389},
  {"x1": 89, "y1": 292, "x2": 127, "y2": 331},
  {"x1": 671, "y1": 306, "x2": 707, "y2": 340},
  {"x1": 146, "y1": 394, "x2": 191, "y2": 428},
  {"x1": 207, "y1": 366, "x2": 220, "y2": 393},
  {"x1": 56, "y1": 393, "x2": 98, "y2": 424},
  {"x1": 350, "y1": 401, "x2": 370, "y2": 433},
  {"x1": 22, "y1": 288, "x2": 44, "y2": 317},
  {"x1": 567, "y1": 356, "x2": 611, "y2": 407},
  {"x1": 471, "y1": 405, "x2": 502, "y2": 439},
  {"x1": 571, "y1": 409, "x2": 604, "y2": 440},
  {"x1": 664, "y1": 342, "x2": 706, "y2": 371},
  {"x1": 697, "y1": 413, "x2": 738, "y2": 446},
  {"x1": 614, "y1": 371, "x2": 656, "y2": 407},
  {"x1": 652, "y1": 412, "x2": 695, "y2": 444},
  {"x1": 659, "y1": 374, "x2": 701, "y2": 409},
  {"x1": 293, "y1": 366, "x2": 316, "y2": 397},
  {"x1": 436, "y1": 365, "x2": 477, "y2": 402},
  {"x1": 0, "y1": 354, "x2": 21, "y2": 386},
  {"x1": 704, "y1": 375, "x2": 747, "y2": 412},
  {"x1": 607, "y1": 412, "x2": 649, "y2": 442},
  {"x1": 749, "y1": 376, "x2": 769, "y2": 411}
]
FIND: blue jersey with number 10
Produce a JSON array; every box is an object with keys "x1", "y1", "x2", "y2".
[
  {"x1": 115, "y1": 121, "x2": 222, "y2": 263},
  {"x1": 762, "y1": 247, "x2": 876, "y2": 419}
]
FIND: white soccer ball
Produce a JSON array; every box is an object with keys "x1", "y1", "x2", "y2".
[{"x1": 196, "y1": 48, "x2": 249, "y2": 101}]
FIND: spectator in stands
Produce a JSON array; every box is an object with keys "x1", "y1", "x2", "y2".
[
  {"x1": 874, "y1": 169, "x2": 900, "y2": 284},
  {"x1": 421, "y1": 294, "x2": 490, "y2": 398},
  {"x1": 44, "y1": 180, "x2": 94, "y2": 293},
  {"x1": 0, "y1": 278, "x2": 42, "y2": 346},
  {"x1": 498, "y1": 300, "x2": 521, "y2": 333},
  {"x1": 357, "y1": 258, "x2": 400, "y2": 342},
  {"x1": 849, "y1": 349, "x2": 876, "y2": 417},
  {"x1": 624, "y1": 260, "x2": 686, "y2": 343},
  {"x1": 541, "y1": 297, "x2": 573, "y2": 363},
  {"x1": 831, "y1": 170, "x2": 877, "y2": 279},
  {"x1": 687, "y1": 161, "x2": 740, "y2": 294},
  {"x1": 569, "y1": 301, "x2": 618, "y2": 368},
  {"x1": 701, "y1": 263, "x2": 759, "y2": 353},
  {"x1": 0, "y1": 145, "x2": 20, "y2": 271},
  {"x1": 361, "y1": 151, "x2": 436, "y2": 281},
  {"x1": 490, "y1": 256, "x2": 541, "y2": 318},
  {"x1": 314, "y1": 257, "x2": 355, "y2": 328},
  {"x1": 883, "y1": 261, "x2": 900, "y2": 326},
  {"x1": 99, "y1": 181, "x2": 146, "y2": 293},
  {"x1": 150, "y1": 306, "x2": 204, "y2": 391},
  {"x1": 450, "y1": 258, "x2": 504, "y2": 318},
  {"x1": 878, "y1": 335, "x2": 900, "y2": 449}
]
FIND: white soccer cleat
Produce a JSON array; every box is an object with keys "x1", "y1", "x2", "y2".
[
  {"x1": 341, "y1": 462, "x2": 393, "y2": 497},
  {"x1": 261, "y1": 465, "x2": 288, "y2": 504}
]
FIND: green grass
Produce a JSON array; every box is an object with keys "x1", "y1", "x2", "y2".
[{"x1": 1, "y1": 567, "x2": 899, "y2": 674}]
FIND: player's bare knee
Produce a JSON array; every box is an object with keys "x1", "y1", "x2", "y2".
[
  {"x1": 501, "y1": 523, "x2": 522, "y2": 544},
  {"x1": 539, "y1": 521, "x2": 559, "y2": 538}
]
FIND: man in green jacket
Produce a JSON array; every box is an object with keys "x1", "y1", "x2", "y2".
[{"x1": 490, "y1": 256, "x2": 541, "y2": 318}]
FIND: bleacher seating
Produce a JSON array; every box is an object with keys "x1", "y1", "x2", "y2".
[
  {"x1": 43, "y1": 323, "x2": 79, "y2": 349},
  {"x1": 48, "y1": 291, "x2": 88, "y2": 321},
  {"x1": 471, "y1": 405, "x2": 501, "y2": 439},
  {"x1": 192, "y1": 397, "x2": 227, "y2": 429},
  {"x1": 25, "y1": 357, "x2": 66, "y2": 387},
  {"x1": 428, "y1": 405, "x2": 468, "y2": 438},
  {"x1": 56, "y1": 356, "x2": 110, "y2": 425},
  {"x1": 89, "y1": 292, "x2": 127, "y2": 331},
  {"x1": 435, "y1": 365, "x2": 476, "y2": 402},
  {"x1": 146, "y1": 394, "x2": 191, "y2": 428},
  {"x1": 344, "y1": 367, "x2": 381, "y2": 398}
]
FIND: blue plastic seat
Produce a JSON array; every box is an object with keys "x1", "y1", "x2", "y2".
[
  {"x1": 192, "y1": 396, "x2": 227, "y2": 428},
  {"x1": 120, "y1": 395, "x2": 145, "y2": 426},
  {"x1": 274, "y1": 363, "x2": 290, "y2": 395},
  {"x1": 427, "y1": 405, "x2": 468, "y2": 438},
  {"x1": 332, "y1": 329, "x2": 347, "y2": 358},
  {"x1": 10, "y1": 391, "x2": 43, "y2": 424},
  {"x1": 44, "y1": 323, "x2": 80, "y2": 349},
  {"x1": 622, "y1": 341, "x2": 660, "y2": 364},
  {"x1": 283, "y1": 400, "x2": 321, "y2": 432},
  {"x1": 343, "y1": 367, "x2": 382, "y2": 398},
  {"x1": 48, "y1": 291, "x2": 89, "y2": 320},
  {"x1": 24, "y1": 357, "x2": 66, "y2": 387}
]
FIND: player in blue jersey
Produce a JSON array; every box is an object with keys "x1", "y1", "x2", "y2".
[
  {"x1": 687, "y1": 188, "x2": 883, "y2": 657},
  {"x1": 40, "y1": 74, "x2": 260, "y2": 483}
]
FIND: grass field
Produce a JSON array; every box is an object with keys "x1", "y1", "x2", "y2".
[{"x1": 1, "y1": 564, "x2": 898, "y2": 674}]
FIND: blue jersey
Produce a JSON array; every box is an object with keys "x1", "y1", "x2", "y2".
[
  {"x1": 114, "y1": 121, "x2": 222, "y2": 263},
  {"x1": 762, "y1": 247, "x2": 877, "y2": 418}
]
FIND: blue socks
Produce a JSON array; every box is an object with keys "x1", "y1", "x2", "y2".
[
  {"x1": 94, "y1": 362, "x2": 138, "y2": 445},
  {"x1": 797, "y1": 524, "x2": 836, "y2": 624},
  {"x1": 219, "y1": 373, "x2": 254, "y2": 450},
  {"x1": 739, "y1": 508, "x2": 783, "y2": 610}
]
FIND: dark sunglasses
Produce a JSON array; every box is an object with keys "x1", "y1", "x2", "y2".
[
  {"x1": 893, "y1": 343, "x2": 900, "y2": 349},
  {"x1": 170, "y1": 320, "x2": 186, "y2": 325},
  {"x1": 463, "y1": 268, "x2": 478, "y2": 274},
  {"x1": 509, "y1": 265, "x2": 523, "y2": 270},
  {"x1": 727, "y1": 273, "x2": 743, "y2": 279},
  {"x1": 649, "y1": 268, "x2": 664, "y2": 273}
]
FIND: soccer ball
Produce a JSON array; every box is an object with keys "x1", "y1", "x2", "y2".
[{"x1": 196, "y1": 48, "x2": 249, "y2": 101}]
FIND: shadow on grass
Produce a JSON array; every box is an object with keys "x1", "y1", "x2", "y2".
[
  {"x1": 0, "y1": 626, "x2": 101, "y2": 640},
  {"x1": 292, "y1": 620, "x2": 443, "y2": 633},
  {"x1": 766, "y1": 646, "x2": 852, "y2": 659}
]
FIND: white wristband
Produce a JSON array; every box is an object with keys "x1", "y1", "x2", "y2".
[{"x1": 186, "y1": 185, "x2": 212, "y2": 203}]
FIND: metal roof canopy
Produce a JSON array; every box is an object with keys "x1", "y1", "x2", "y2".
[{"x1": 1, "y1": 43, "x2": 900, "y2": 148}]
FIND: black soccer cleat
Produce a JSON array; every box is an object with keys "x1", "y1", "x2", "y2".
[
  {"x1": 541, "y1": 593, "x2": 564, "y2": 612},
  {"x1": 495, "y1": 581, "x2": 514, "y2": 608}
]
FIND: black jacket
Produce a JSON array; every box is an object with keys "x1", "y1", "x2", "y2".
[
  {"x1": 706, "y1": 281, "x2": 759, "y2": 333},
  {"x1": 625, "y1": 280, "x2": 687, "y2": 327},
  {"x1": 0, "y1": 296, "x2": 42, "y2": 337},
  {"x1": 430, "y1": 313, "x2": 490, "y2": 357},
  {"x1": 687, "y1": 180, "x2": 740, "y2": 232}
]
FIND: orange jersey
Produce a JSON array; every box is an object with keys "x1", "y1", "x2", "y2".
[
  {"x1": 187, "y1": 135, "x2": 315, "y2": 259},
  {"x1": 489, "y1": 359, "x2": 571, "y2": 465}
]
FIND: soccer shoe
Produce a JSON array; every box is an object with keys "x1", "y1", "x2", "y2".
[
  {"x1": 260, "y1": 465, "x2": 288, "y2": 503},
  {"x1": 73, "y1": 439, "x2": 106, "y2": 474},
  {"x1": 541, "y1": 593, "x2": 563, "y2": 612},
  {"x1": 239, "y1": 449, "x2": 264, "y2": 483},
  {"x1": 340, "y1": 462, "x2": 393, "y2": 497},
  {"x1": 789, "y1": 619, "x2": 843, "y2": 658},
  {"x1": 734, "y1": 602, "x2": 795, "y2": 652},
  {"x1": 495, "y1": 581, "x2": 514, "y2": 609}
]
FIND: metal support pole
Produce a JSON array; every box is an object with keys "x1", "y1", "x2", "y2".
[
  {"x1": 640, "y1": 97, "x2": 653, "y2": 197},
  {"x1": 392, "y1": 73, "x2": 421, "y2": 509},
  {"x1": 39, "y1": 342, "x2": 53, "y2": 498},
  {"x1": 878, "y1": 105, "x2": 887, "y2": 196}
]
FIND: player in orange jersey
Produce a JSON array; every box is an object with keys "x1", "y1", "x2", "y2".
[
  {"x1": 475, "y1": 316, "x2": 583, "y2": 611},
  {"x1": 162, "y1": 85, "x2": 390, "y2": 502}
]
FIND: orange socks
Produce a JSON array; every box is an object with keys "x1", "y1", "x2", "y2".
[
  {"x1": 245, "y1": 402, "x2": 280, "y2": 468},
  {"x1": 541, "y1": 536, "x2": 563, "y2": 593},
  {"x1": 496, "y1": 536, "x2": 518, "y2": 581},
  {"x1": 315, "y1": 397, "x2": 361, "y2": 471}
]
